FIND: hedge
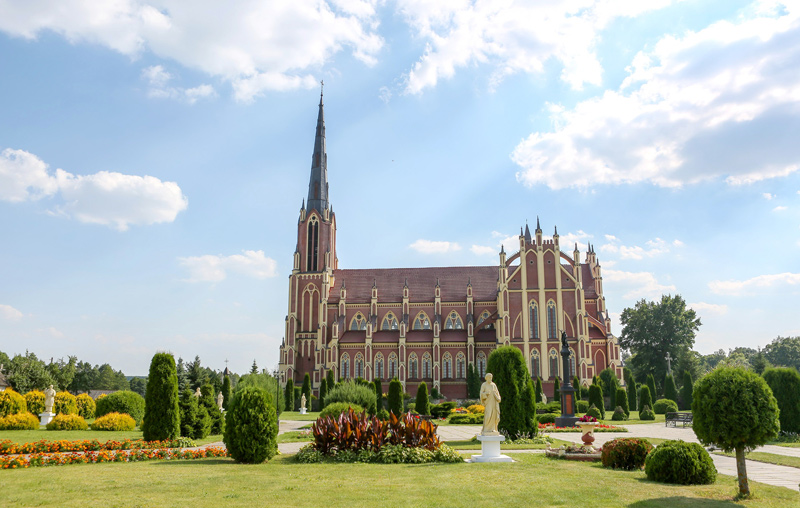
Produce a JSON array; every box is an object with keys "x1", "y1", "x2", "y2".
[
  {"x1": 96, "y1": 391, "x2": 145, "y2": 425},
  {"x1": 645, "y1": 440, "x2": 716, "y2": 485}
]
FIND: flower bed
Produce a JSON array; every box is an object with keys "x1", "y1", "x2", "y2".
[
  {"x1": 0, "y1": 438, "x2": 195, "y2": 456},
  {"x1": 539, "y1": 423, "x2": 627, "y2": 433},
  {"x1": 1, "y1": 446, "x2": 227, "y2": 469},
  {"x1": 545, "y1": 444, "x2": 602, "y2": 462}
]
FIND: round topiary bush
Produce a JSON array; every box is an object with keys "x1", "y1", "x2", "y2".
[
  {"x1": 601, "y1": 437, "x2": 653, "y2": 470},
  {"x1": 653, "y1": 398, "x2": 679, "y2": 414},
  {"x1": 46, "y1": 413, "x2": 88, "y2": 430},
  {"x1": 323, "y1": 381, "x2": 377, "y2": 413},
  {"x1": 0, "y1": 389, "x2": 27, "y2": 417},
  {"x1": 92, "y1": 412, "x2": 136, "y2": 431},
  {"x1": 54, "y1": 391, "x2": 78, "y2": 415},
  {"x1": 585, "y1": 404, "x2": 602, "y2": 419},
  {"x1": 24, "y1": 390, "x2": 45, "y2": 415},
  {"x1": 142, "y1": 352, "x2": 180, "y2": 442},
  {"x1": 639, "y1": 405, "x2": 656, "y2": 420},
  {"x1": 577, "y1": 400, "x2": 590, "y2": 414},
  {"x1": 319, "y1": 402, "x2": 365, "y2": 420},
  {"x1": 537, "y1": 413, "x2": 556, "y2": 424},
  {"x1": 645, "y1": 440, "x2": 717, "y2": 485},
  {"x1": 96, "y1": 391, "x2": 145, "y2": 425},
  {"x1": 76, "y1": 393, "x2": 96, "y2": 419},
  {"x1": 0, "y1": 412, "x2": 39, "y2": 430},
  {"x1": 762, "y1": 367, "x2": 800, "y2": 434},
  {"x1": 224, "y1": 387, "x2": 278, "y2": 464},
  {"x1": 611, "y1": 406, "x2": 628, "y2": 421}
]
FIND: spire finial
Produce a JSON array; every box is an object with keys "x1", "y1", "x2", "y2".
[
  {"x1": 554, "y1": 225, "x2": 558, "y2": 236},
  {"x1": 536, "y1": 216, "x2": 541, "y2": 231},
  {"x1": 320, "y1": 80, "x2": 324, "y2": 103}
]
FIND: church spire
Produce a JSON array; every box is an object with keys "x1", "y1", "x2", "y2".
[{"x1": 307, "y1": 81, "x2": 329, "y2": 213}]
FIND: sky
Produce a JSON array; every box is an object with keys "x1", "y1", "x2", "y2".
[{"x1": 0, "y1": 0, "x2": 799, "y2": 377}]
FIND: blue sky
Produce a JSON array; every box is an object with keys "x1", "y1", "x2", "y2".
[{"x1": 0, "y1": 0, "x2": 798, "y2": 376}]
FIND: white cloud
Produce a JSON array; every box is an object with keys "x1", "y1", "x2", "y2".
[
  {"x1": 513, "y1": 5, "x2": 800, "y2": 189},
  {"x1": 773, "y1": 205, "x2": 788, "y2": 211},
  {"x1": 179, "y1": 250, "x2": 278, "y2": 282},
  {"x1": 763, "y1": 192, "x2": 775, "y2": 200},
  {"x1": 0, "y1": 304, "x2": 23, "y2": 321},
  {"x1": 0, "y1": 148, "x2": 188, "y2": 230},
  {"x1": 709, "y1": 272, "x2": 800, "y2": 295},
  {"x1": 378, "y1": 86, "x2": 392, "y2": 104},
  {"x1": 397, "y1": 0, "x2": 677, "y2": 94},
  {"x1": 603, "y1": 269, "x2": 677, "y2": 299},
  {"x1": 600, "y1": 237, "x2": 674, "y2": 260},
  {"x1": 470, "y1": 244, "x2": 497, "y2": 256},
  {"x1": 0, "y1": 1, "x2": 383, "y2": 102},
  {"x1": 142, "y1": 65, "x2": 216, "y2": 104},
  {"x1": 409, "y1": 239, "x2": 462, "y2": 254},
  {"x1": 560, "y1": 230, "x2": 593, "y2": 251},
  {"x1": 689, "y1": 301, "x2": 729, "y2": 316}
]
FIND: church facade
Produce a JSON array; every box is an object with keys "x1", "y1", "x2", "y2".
[{"x1": 277, "y1": 93, "x2": 622, "y2": 399}]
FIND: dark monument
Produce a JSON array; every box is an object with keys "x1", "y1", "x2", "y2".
[{"x1": 555, "y1": 331, "x2": 579, "y2": 428}]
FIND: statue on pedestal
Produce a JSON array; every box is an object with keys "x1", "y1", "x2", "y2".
[
  {"x1": 44, "y1": 385, "x2": 56, "y2": 413},
  {"x1": 194, "y1": 387, "x2": 202, "y2": 398},
  {"x1": 217, "y1": 392, "x2": 224, "y2": 411},
  {"x1": 300, "y1": 394, "x2": 307, "y2": 411},
  {"x1": 480, "y1": 373, "x2": 501, "y2": 435}
]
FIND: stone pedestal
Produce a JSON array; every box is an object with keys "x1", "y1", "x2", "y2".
[
  {"x1": 471, "y1": 434, "x2": 513, "y2": 463},
  {"x1": 39, "y1": 412, "x2": 55, "y2": 427},
  {"x1": 299, "y1": 408, "x2": 307, "y2": 415},
  {"x1": 555, "y1": 416, "x2": 579, "y2": 428}
]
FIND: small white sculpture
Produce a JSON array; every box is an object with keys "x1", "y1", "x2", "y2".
[
  {"x1": 44, "y1": 385, "x2": 56, "y2": 413},
  {"x1": 480, "y1": 373, "x2": 501, "y2": 435},
  {"x1": 217, "y1": 392, "x2": 224, "y2": 411},
  {"x1": 194, "y1": 387, "x2": 202, "y2": 398},
  {"x1": 300, "y1": 394, "x2": 307, "y2": 411}
]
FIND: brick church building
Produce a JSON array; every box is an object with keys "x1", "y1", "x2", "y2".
[{"x1": 277, "y1": 92, "x2": 622, "y2": 399}]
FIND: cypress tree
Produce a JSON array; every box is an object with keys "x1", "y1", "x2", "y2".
[
  {"x1": 221, "y1": 374, "x2": 232, "y2": 411},
  {"x1": 680, "y1": 371, "x2": 693, "y2": 410},
  {"x1": 639, "y1": 385, "x2": 653, "y2": 413},
  {"x1": 647, "y1": 374, "x2": 657, "y2": 402},
  {"x1": 250, "y1": 360, "x2": 258, "y2": 375},
  {"x1": 388, "y1": 378, "x2": 403, "y2": 416},
  {"x1": 553, "y1": 377, "x2": 561, "y2": 406},
  {"x1": 142, "y1": 352, "x2": 180, "y2": 441},
  {"x1": 366, "y1": 382, "x2": 377, "y2": 415},
  {"x1": 588, "y1": 384, "x2": 605, "y2": 419},
  {"x1": 179, "y1": 388, "x2": 211, "y2": 439},
  {"x1": 486, "y1": 346, "x2": 536, "y2": 437},
  {"x1": 525, "y1": 378, "x2": 539, "y2": 436},
  {"x1": 301, "y1": 373, "x2": 312, "y2": 411},
  {"x1": 467, "y1": 364, "x2": 480, "y2": 398},
  {"x1": 664, "y1": 373, "x2": 678, "y2": 405},
  {"x1": 284, "y1": 379, "x2": 294, "y2": 412},
  {"x1": 373, "y1": 377, "x2": 383, "y2": 410},
  {"x1": 319, "y1": 378, "x2": 328, "y2": 410},
  {"x1": 763, "y1": 367, "x2": 800, "y2": 433},
  {"x1": 599, "y1": 368, "x2": 618, "y2": 411},
  {"x1": 616, "y1": 387, "x2": 630, "y2": 417},
  {"x1": 294, "y1": 387, "x2": 301, "y2": 410},
  {"x1": 534, "y1": 377, "x2": 543, "y2": 403},
  {"x1": 572, "y1": 376, "x2": 581, "y2": 413},
  {"x1": 624, "y1": 368, "x2": 637, "y2": 412},
  {"x1": 592, "y1": 375, "x2": 599, "y2": 386},
  {"x1": 416, "y1": 381, "x2": 430, "y2": 415},
  {"x1": 200, "y1": 384, "x2": 225, "y2": 434},
  {"x1": 326, "y1": 370, "x2": 335, "y2": 390}
]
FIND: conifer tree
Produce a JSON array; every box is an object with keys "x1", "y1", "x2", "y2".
[
  {"x1": 415, "y1": 381, "x2": 430, "y2": 415},
  {"x1": 553, "y1": 376, "x2": 561, "y2": 406},
  {"x1": 142, "y1": 352, "x2": 180, "y2": 441},
  {"x1": 486, "y1": 346, "x2": 536, "y2": 437},
  {"x1": 388, "y1": 378, "x2": 403, "y2": 416},
  {"x1": 616, "y1": 387, "x2": 630, "y2": 417},
  {"x1": 200, "y1": 384, "x2": 225, "y2": 434},
  {"x1": 664, "y1": 373, "x2": 678, "y2": 405},
  {"x1": 373, "y1": 377, "x2": 383, "y2": 410},
  {"x1": 647, "y1": 374, "x2": 657, "y2": 402},
  {"x1": 467, "y1": 364, "x2": 481, "y2": 398},
  {"x1": 588, "y1": 384, "x2": 605, "y2": 419},
  {"x1": 680, "y1": 371, "x2": 693, "y2": 411},
  {"x1": 250, "y1": 360, "x2": 258, "y2": 375},
  {"x1": 534, "y1": 377, "x2": 543, "y2": 403},
  {"x1": 326, "y1": 370, "x2": 335, "y2": 390},
  {"x1": 284, "y1": 379, "x2": 294, "y2": 412},
  {"x1": 301, "y1": 373, "x2": 311, "y2": 411},
  {"x1": 179, "y1": 388, "x2": 211, "y2": 439},
  {"x1": 639, "y1": 385, "x2": 653, "y2": 413},
  {"x1": 221, "y1": 374, "x2": 232, "y2": 411},
  {"x1": 624, "y1": 368, "x2": 637, "y2": 412},
  {"x1": 319, "y1": 378, "x2": 328, "y2": 410}
]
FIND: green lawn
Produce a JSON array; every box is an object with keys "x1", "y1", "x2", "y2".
[
  {"x1": 444, "y1": 438, "x2": 573, "y2": 450},
  {"x1": 2, "y1": 452, "x2": 796, "y2": 507},
  {"x1": 277, "y1": 431, "x2": 312, "y2": 443},
  {"x1": 279, "y1": 411, "x2": 320, "y2": 421},
  {"x1": 715, "y1": 451, "x2": 800, "y2": 470},
  {"x1": 0, "y1": 428, "x2": 144, "y2": 445},
  {"x1": 769, "y1": 442, "x2": 800, "y2": 448}
]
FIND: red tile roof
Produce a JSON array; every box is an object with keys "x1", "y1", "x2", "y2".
[
  {"x1": 339, "y1": 331, "x2": 366, "y2": 343},
  {"x1": 329, "y1": 266, "x2": 498, "y2": 303}
]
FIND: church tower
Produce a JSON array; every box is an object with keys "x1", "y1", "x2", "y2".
[{"x1": 280, "y1": 84, "x2": 337, "y2": 388}]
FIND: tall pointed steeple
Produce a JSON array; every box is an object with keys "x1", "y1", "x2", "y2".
[{"x1": 307, "y1": 81, "x2": 329, "y2": 213}]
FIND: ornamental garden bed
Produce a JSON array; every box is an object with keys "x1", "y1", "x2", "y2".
[{"x1": 539, "y1": 423, "x2": 627, "y2": 432}]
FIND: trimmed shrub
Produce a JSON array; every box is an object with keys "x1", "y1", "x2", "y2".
[
  {"x1": 430, "y1": 386, "x2": 442, "y2": 399},
  {"x1": 616, "y1": 387, "x2": 630, "y2": 417},
  {"x1": 599, "y1": 368, "x2": 619, "y2": 411},
  {"x1": 624, "y1": 368, "x2": 637, "y2": 412},
  {"x1": 96, "y1": 390, "x2": 145, "y2": 425},
  {"x1": 416, "y1": 382, "x2": 430, "y2": 416},
  {"x1": 535, "y1": 377, "x2": 543, "y2": 403},
  {"x1": 537, "y1": 413, "x2": 556, "y2": 424},
  {"x1": 577, "y1": 400, "x2": 589, "y2": 414},
  {"x1": 92, "y1": 412, "x2": 136, "y2": 431},
  {"x1": 664, "y1": 374, "x2": 678, "y2": 405},
  {"x1": 450, "y1": 413, "x2": 483, "y2": 424},
  {"x1": 319, "y1": 402, "x2": 365, "y2": 420},
  {"x1": 319, "y1": 378, "x2": 328, "y2": 410},
  {"x1": 680, "y1": 371, "x2": 693, "y2": 411},
  {"x1": 611, "y1": 406, "x2": 628, "y2": 421},
  {"x1": 0, "y1": 389, "x2": 27, "y2": 418},
  {"x1": 638, "y1": 385, "x2": 653, "y2": 413},
  {"x1": 200, "y1": 384, "x2": 225, "y2": 435},
  {"x1": 653, "y1": 398, "x2": 678, "y2": 415},
  {"x1": 640, "y1": 405, "x2": 656, "y2": 421},
  {"x1": 76, "y1": 393, "x2": 96, "y2": 419},
  {"x1": 377, "y1": 408, "x2": 390, "y2": 421},
  {"x1": 588, "y1": 384, "x2": 605, "y2": 419},
  {"x1": 466, "y1": 404, "x2": 484, "y2": 414},
  {"x1": 324, "y1": 381, "x2": 377, "y2": 414},
  {"x1": 388, "y1": 378, "x2": 403, "y2": 416},
  {"x1": 224, "y1": 386, "x2": 278, "y2": 464},
  {"x1": 553, "y1": 376, "x2": 560, "y2": 405},
  {"x1": 301, "y1": 373, "x2": 312, "y2": 411},
  {"x1": 538, "y1": 401, "x2": 561, "y2": 414},
  {"x1": 645, "y1": 440, "x2": 716, "y2": 485},
  {"x1": 221, "y1": 375, "x2": 232, "y2": 411},
  {"x1": 294, "y1": 387, "x2": 301, "y2": 410},
  {"x1": 0, "y1": 412, "x2": 39, "y2": 430},
  {"x1": 601, "y1": 437, "x2": 653, "y2": 470},
  {"x1": 762, "y1": 367, "x2": 800, "y2": 433},
  {"x1": 373, "y1": 378, "x2": 383, "y2": 411},
  {"x1": 431, "y1": 401, "x2": 457, "y2": 419},
  {"x1": 142, "y1": 352, "x2": 180, "y2": 441},
  {"x1": 486, "y1": 346, "x2": 537, "y2": 438},
  {"x1": 586, "y1": 404, "x2": 602, "y2": 419},
  {"x1": 54, "y1": 391, "x2": 78, "y2": 415},
  {"x1": 284, "y1": 379, "x2": 294, "y2": 412},
  {"x1": 179, "y1": 389, "x2": 211, "y2": 439},
  {"x1": 647, "y1": 374, "x2": 657, "y2": 402},
  {"x1": 46, "y1": 413, "x2": 88, "y2": 430},
  {"x1": 24, "y1": 390, "x2": 45, "y2": 415}
]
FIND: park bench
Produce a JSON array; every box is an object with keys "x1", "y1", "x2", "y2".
[{"x1": 665, "y1": 412, "x2": 693, "y2": 427}]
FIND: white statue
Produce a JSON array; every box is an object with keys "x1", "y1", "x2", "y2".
[
  {"x1": 480, "y1": 373, "x2": 501, "y2": 435},
  {"x1": 217, "y1": 392, "x2": 224, "y2": 411},
  {"x1": 194, "y1": 387, "x2": 202, "y2": 398},
  {"x1": 300, "y1": 394, "x2": 307, "y2": 411},
  {"x1": 44, "y1": 385, "x2": 56, "y2": 413}
]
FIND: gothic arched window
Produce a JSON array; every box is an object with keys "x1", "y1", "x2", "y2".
[
  {"x1": 445, "y1": 311, "x2": 463, "y2": 330},
  {"x1": 422, "y1": 353, "x2": 432, "y2": 378},
  {"x1": 477, "y1": 352, "x2": 487, "y2": 377},
  {"x1": 388, "y1": 353, "x2": 398, "y2": 379},
  {"x1": 456, "y1": 352, "x2": 466, "y2": 378},
  {"x1": 549, "y1": 348, "x2": 559, "y2": 379},
  {"x1": 442, "y1": 353, "x2": 452, "y2": 379},
  {"x1": 374, "y1": 352, "x2": 384, "y2": 380},
  {"x1": 409, "y1": 353, "x2": 419, "y2": 379},
  {"x1": 529, "y1": 301, "x2": 539, "y2": 339},
  {"x1": 547, "y1": 301, "x2": 557, "y2": 339},
  {"x1": 306, "y1": 215, "x2": 319, "y2": 271},
  {"x1": 531, "y1": 349, "x2": 540, "y2": 379},
  {"x1": 413, "y1": 312, "x2": 431, "y2": 330},
  {"x1": 381, "y1": 312, "x2": 399, "y2": 330},
  {"x1": 340, "y1": 353, "x2": 350, "y2": 379},
  {"x1": 350, "y1": 313, "x2": 367, "y2": 331},
  {"x1": 477, "y1": 310, "x2": 494, "y2": 330},
  {"x1": 354, "y1": 353, "x2": 364, "y2": 379}
]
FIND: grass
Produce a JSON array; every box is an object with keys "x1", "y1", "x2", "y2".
[
  {"x1": 444, "y1": 438, "x2": 573, "y2": 450},
  {"x1": 277, "y1": 431, "x2": 312, "y2": 443},
  {"x1": 715, "y1": 451, "x2": 800, "y2": 470},
  {"x1": 0, "y1": 428, "x2": 144, "y2": 444},
  {"x1": 769, "y1": 442, "x2": 800, "y2": 448},
  {"x1": 2, "y1": 451, "x2": 797, "y2": 507},
  {"x1": 278, "y1": 411, "x2": 320, "y2": 421}
]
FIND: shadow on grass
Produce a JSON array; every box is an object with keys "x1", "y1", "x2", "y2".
[
  {"x1": 627, "y1": 497, "x2": 740, "y2": 507},
  {"x1": 149, "y1": 459, "x2": 235, "y2": 467}
]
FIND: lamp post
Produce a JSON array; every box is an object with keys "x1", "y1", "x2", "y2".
[{"x1": 556, "y1": 330, "x2": 579, "y2": 428}]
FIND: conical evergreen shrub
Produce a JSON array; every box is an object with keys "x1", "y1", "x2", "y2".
[
  {"x1": 664, "y1": 374, "x2": 678, "y2": 405},
  {"x1": 416, "y1": 382, "x2": 430, "y2": 416},
  {"x1": 142, "y1": 352, "x2": 180, "y2": 442}
]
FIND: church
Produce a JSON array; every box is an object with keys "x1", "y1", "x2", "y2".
[{"x1": 277, "y1": 91, "x2": 622, "y2": 400}]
